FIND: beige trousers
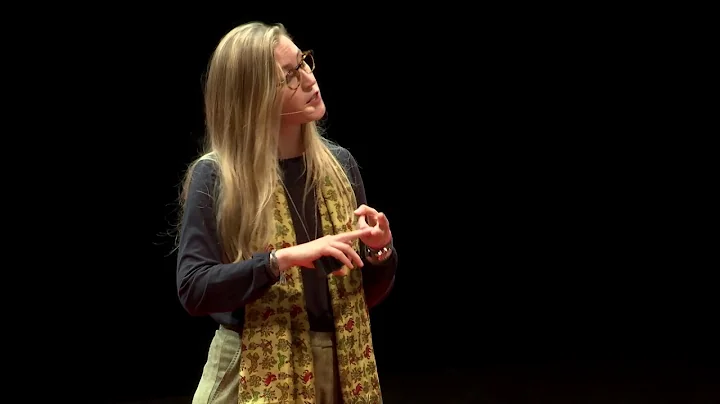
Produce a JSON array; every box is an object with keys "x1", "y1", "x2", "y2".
[{"x1": 192, "y1": 326, "x2": 340, "y2": 404}]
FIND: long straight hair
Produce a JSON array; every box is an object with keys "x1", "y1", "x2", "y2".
[{"x1": 180, "y1": 22, "x2": 356, "y2": 263}]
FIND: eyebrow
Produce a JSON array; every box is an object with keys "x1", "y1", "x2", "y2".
[{"x1": 282, "y1": 51, "x2": 302, "y2": 70}]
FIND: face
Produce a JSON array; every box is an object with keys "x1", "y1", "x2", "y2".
[{"x1": 275, "y1": 36, "x2": 325, "y2": 125}]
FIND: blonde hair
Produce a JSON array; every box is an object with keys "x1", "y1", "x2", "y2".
[{"x1": 181, "y1": 22, "x2": 356, "y2": 263}]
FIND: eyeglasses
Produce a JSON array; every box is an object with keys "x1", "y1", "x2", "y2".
[{"x1": 278, "y1": 50, "x2": 315, "y2": 90}]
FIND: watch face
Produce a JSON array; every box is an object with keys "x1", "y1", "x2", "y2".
[{"x1": 268, "y1": 251, "x2": 280, "y2": 275}]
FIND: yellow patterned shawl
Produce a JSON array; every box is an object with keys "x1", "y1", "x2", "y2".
[{"x1": 238, "y1": 175, "x2": 382, "y2": 404}]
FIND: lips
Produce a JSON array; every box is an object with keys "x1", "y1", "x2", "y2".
[{"x1": 306, "y1": 91, "x2": 319, "y2": 104}]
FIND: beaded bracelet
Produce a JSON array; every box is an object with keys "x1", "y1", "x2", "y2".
[{"x1": 365, "y1": 241, "x2": 393, "y2": 264}]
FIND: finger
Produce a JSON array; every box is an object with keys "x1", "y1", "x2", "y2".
[
  {"x1": 335, "y1": 228, "x2": 373, "y2": 242},
  {"x1": 354, "y1": 204, "x2": 378, "y2": 217},
  {"x1": 376, "y1": 212, "x2": 389, "y2": 231},
  {"x1": 325, "y1": 245, "x2": 354, "y2": 269},
  {"x1": 333, "y1": 241, "x2": 364, "y2": 268},
  {"x1": 331, "y1": 267, "x2": 349, "y2": 277},
  {"x1": 357, "y1": 215, "x2": 369, "y2": 229},
  {"x1": 348, "y1": 249, "x2": 364, "y2": 268}
]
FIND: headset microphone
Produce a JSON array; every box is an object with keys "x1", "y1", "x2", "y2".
[{"x1": 280, "y1": 110, "x2": 307, "y2": 115}]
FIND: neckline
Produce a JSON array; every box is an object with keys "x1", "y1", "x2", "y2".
[{"x1": 279, "y1": 154, "x2": 305, "y2": 163}]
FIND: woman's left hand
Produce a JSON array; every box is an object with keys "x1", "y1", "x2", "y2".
[{"x1": 354, "y1": 204, "x2": 392, "y2": 249}]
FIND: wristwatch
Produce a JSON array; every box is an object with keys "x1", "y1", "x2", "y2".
[{"x1": 267, "y1": 250, "x2": 280, "y2": 278}]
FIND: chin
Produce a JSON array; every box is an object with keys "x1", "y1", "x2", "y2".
[
  {"x1": 282, "y1": 103, "x2": 327, "y2": 125},
  {"x1": 308, "y1": 102, "x2": 326, "y2": 121}
]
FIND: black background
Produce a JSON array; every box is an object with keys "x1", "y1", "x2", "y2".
[{"x1": 34, "y1": 8, "x2": 716, "y2": 404}]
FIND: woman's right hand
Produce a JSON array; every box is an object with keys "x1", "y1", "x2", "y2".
[{"x1": 275, "y1": 228, "x2": 373, "y2": 272}]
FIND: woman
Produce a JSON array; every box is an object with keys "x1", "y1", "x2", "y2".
[{"x1": 177, "y1": 21, "x2": 397, "y2": 404}]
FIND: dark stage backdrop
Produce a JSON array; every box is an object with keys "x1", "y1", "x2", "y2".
[{"x1": 70, "y1": 11, "x2": 717, "y2": 404}]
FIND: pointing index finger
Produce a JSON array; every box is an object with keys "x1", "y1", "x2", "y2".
[{"x1": 336, "y1": 228, "x2": 372, "y2": 242}]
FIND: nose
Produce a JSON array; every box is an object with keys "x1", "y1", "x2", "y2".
[{"x1": 299, "y1": 69, "x2": 316, "y2": 90}]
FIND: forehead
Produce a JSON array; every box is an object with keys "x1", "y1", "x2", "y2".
[{"x1": 275, "y1": 36, "x2": 301, "y2": 68}]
